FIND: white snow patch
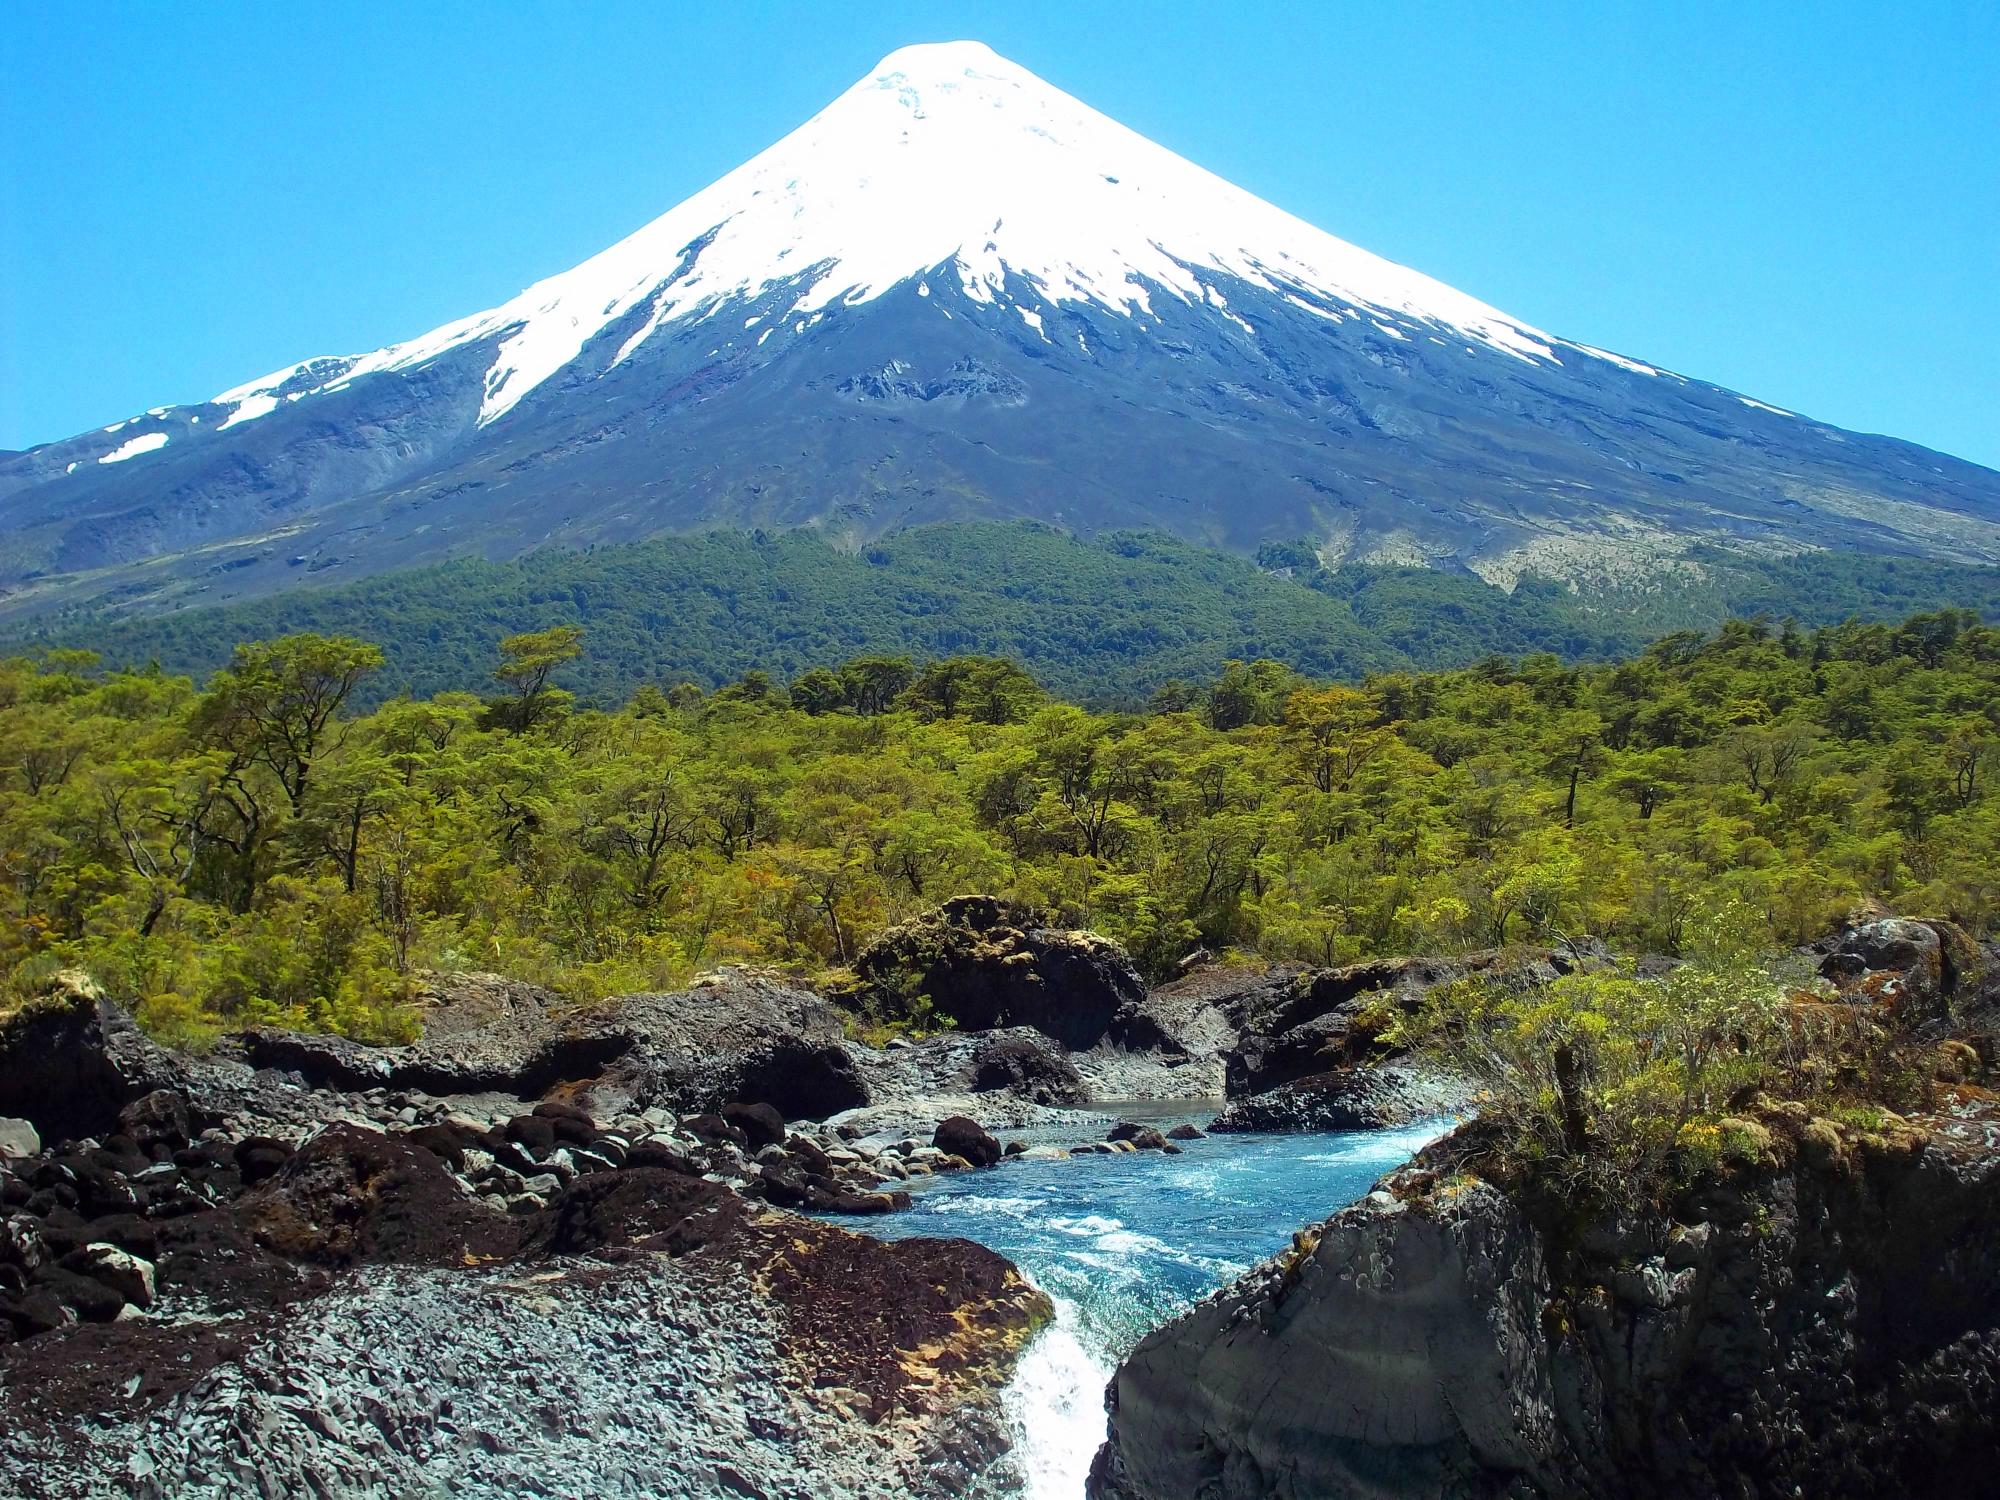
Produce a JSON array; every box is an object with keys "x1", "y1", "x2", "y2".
[
  {"x1": 1566, "y1": 342, "x2": 1661, "y2": 377},
  {"x1": 219, "y1": 394, "x2": 281, "y2": 430},
  {"x1": 98, "y1": 431, "x2": 169, "y2": 464},
  {"x1": 170, "y1": 40, "x2": 1575, "y2": 428},
  {"x1": 1738, "y1": 396, "x2": 1796, "y2": 416}
]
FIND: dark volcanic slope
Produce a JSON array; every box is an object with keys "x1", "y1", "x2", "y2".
[{"x1": 5, "y1": 43, "x2": 1996, "y2": 624}]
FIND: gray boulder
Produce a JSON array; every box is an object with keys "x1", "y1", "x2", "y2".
[
  {"x1": 0, "y1": 1119, "x2": 37, "y2": 1163},
  {"x1": 1817, "y1": 916, "x2": 1983, "y2": 1023}
]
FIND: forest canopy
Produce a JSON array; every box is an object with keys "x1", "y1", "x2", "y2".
[
  {"x1": 12, "y1": 523, "x2": 1999, "y2": 711},
  {"x1": 1, "y1": 607, "x2": 1995, "y2": 1048}
]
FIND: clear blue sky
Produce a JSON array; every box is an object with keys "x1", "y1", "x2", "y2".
[{"x1": 4, "y1": 1, "x2": 1995, "y2": 467}]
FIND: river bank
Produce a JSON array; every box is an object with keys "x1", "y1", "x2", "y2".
[{"x1": 834, "y1": 1111, "x2": 1454, "y2": 1497}]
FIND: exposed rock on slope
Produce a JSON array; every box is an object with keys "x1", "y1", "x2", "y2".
[
  {"x1": 852, "y1": 896, "x2": 1170, "y2": 1051},
  {"x1": 0, "y1": 1062, "x2": 1047, "y2": 1498},
  {"x1": 1133, "y1": 948, "x2": 1596, "y2": 1132},
  {"x1": 1222, "y1": 945, "x2": 1606, "y2": 1099},
  {"x1": 1092, "y1": 1099, "x2": 2000, "y2": 1500},
  {"x1": 1091, "y1": 927, "x2": 2000, "y2": 1499},
  {"x1": 1209, "y1": 1063, "x2": 1464, "y2": 1133},
  {"x1": 1813, "y1": 914, "x2": 1986, "y2": 1024},
  {"x1": 228, "y1": 968, "x2": 868, "y2": 1124},
  {"x1": 0, "y1": 971, "x2": 184, "y2": 1145}
]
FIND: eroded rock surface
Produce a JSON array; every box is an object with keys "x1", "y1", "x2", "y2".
[
  {"x1": 853, "y1": 895, "x2": 1170, "y2": 1051},
  {"x1": 1091, "y1": 1103, "x2": 2000, "y2": 1500},
  {"x1": 1210, "y1": 1064, "x2": 1464, "y2": 1133},
  {"x1": 2, "y1": 1108, "x2": 1048, "y2": 1499}
]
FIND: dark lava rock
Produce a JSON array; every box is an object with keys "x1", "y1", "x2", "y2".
[
  {"x1": 853, "y1": 896, "x2": 1168, "y2": 1051},
  {"x1": 1211, "y1": 1065, "x2": 1464, "y2": 1133},
  {"x1": 1106, "y1": 1124, "x2": 1174, "y2": 1152},
  {"x1": 35, "y1": 1265, "x2": 124, "y2": 1323},
  {"x1": 933, "y1": 1116, "x2": 1003, "y2": 1169},
  {"x1": 235, "y1": 1126, "x2": 518, "y2": 1268},
  {"x1": 405, "y1": 1123, "x2": 473, "y2": 1169},
  {"x1": 231, "y1": 1028, "x2": 400, "y2": 1092},
  {"x1": 1091, "y1": 1108, "x2": 2000, "y2": 1500},
  {"x1": 0, "y1": 973, "x2": 183, "y2": 1147},
  {"x1": 1165, "y1": 1124, "x2": 1205, "y2": 1142},
  {"x1": 969, "y1": 1032, "x2": 1088, "y2": 1105},
  {"x1": 504, "y1": 1114, "x2": 559, "y2": 1154},
  {"x1": 116, "y1": 1091, "x2": 190, "y2": 1154},
  {"x1": 784, "y1": 1134, "x2": 832, "y2": 1174},
  {"x1": 624, "y1": 1140, "x2": 697, "y2": 1174},
  {"x1": 233, "y1": 1136, "x2": 293, "y2": 1186},
  {"x1": 538, "y1": 1168, "x2": 739, "y2": 1257},
  {"x1": 535, "y1": 1107, "x2": 601, "y2": 1148},
  {"x1": 0, "y1": 1287, "x2": 68, "y2": 1340},
  {"x1": 61, "y1": 1243, "x2": 154, "y2": 1308},
  {"x1": 79, "y1": 1214, "x2": 156, "y2": 1259},
  {"x1": 683, "y1": 1113, "x2": 748, "y2": 1149},
  {"x1": 723, "y1": 1101, "x2": 787, "y2": 1151}
]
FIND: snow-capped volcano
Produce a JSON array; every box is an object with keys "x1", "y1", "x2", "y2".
[
  {"x1": 213, "y1": 41, "x2": 1563, "y2": 431},
  {"x1": 4, "y1": 42, "x2": 1997, "y2": 621}
]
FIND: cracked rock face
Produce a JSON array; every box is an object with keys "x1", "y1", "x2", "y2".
[
  {"x1": 0, "y1": 971, "x2": 1051, "y2": 1500},
  {"x1": 852, "y1": 896, "x2": 1168, "y2": 1052},
  {"x1": 1090, "y1": 1106, "x2": 2000, "y2": 1500},
  {"x1": 2, "y1": 1114, "x2": 1049, "y2": 1500}
]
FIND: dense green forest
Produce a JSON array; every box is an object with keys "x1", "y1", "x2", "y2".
[
  {"x1": 3, "y1": 606, "x2": 1994, "y2": 1046},
  {"x1": 13, "y1": 523, "x2": 1999, "y2": 708}
]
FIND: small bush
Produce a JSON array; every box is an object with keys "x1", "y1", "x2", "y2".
[{"x1": 1392, "y1": 900, "x2": 1927, "y2": 1203}]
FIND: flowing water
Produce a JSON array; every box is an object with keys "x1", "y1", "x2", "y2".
[{"x1": 837, "y1": 1107, "x2": 1452, "y2": 1497}]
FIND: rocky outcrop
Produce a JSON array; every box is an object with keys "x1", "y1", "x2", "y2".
[
  {"x1": 1224, "y1": 945, "x2": 1605, "y2": 1099},
  {"x1": 1210, "y1": 1064, "x2": 1465, "y2": 1133},
  {"x1": 591, "y1": 972, "x2": 870, "y2": 1121},
  {"x1": 852, "y1": 896, "x2": 1171, "y2": 1051},
  {"x1": 837, "y1": 1024, "x2": 1090, "y2": 1135},
  {"x1": 1091, "y1": 1103, "x2": 2000, "y2": 1500},
  {"x1": 0, "y1": 967, "x2": 875, "y2": 1158},
  {"x1": 0, "y1": 972, "x2": 184, "y2": 1145},
  {"x1": 2, "y1": 1098, "x2": 1049, "y2": 1498},
  {"x1": 1815, "y1": 915, "x2": 1987, "y2": 1025},
  {"x1": 226, "y1": 967, "x2": 868, "y2": 1123}
]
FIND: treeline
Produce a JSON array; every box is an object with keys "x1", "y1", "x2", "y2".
[
  {"x1": 1, "y1": 608, "x2": 1995, "y2": 1045},
  {"x1": 16, "y1": 523, "x2": 2000, "y2": 710}
]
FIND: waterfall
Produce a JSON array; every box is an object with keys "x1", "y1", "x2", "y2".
[{"x1": 1003, "y1": 1290, "x2": 1115, "y2": 1499}]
